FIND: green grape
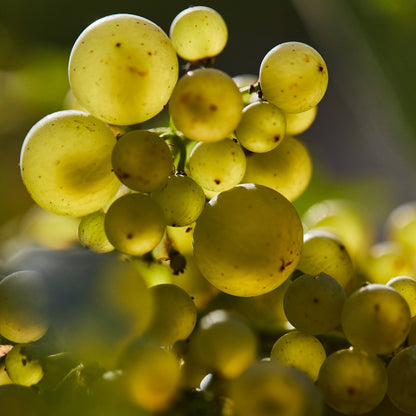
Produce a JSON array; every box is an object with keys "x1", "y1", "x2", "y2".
[
  {"x1": 233, "y1": 74, "x2": 260, "y2": 104},
  {"x1": 111, "y1": 129, "x2": 174, "y2": 193},
  {"x1": 192, "y1": 310, "x2": 258, "y2": 378},
  {"x1": 230, "y1": 360, "x2": 323, "y2": 416},
  {"x1": 297, "y1": 229, "x2": 357, "y2": 293},
  {"x1": 317, "y1": 348, "x2": 387, "y2": 415},
  {"x1": 0, "y1": 270, "x2": 49, "y2": 343},
  {"x1": 386, "y1": 345, "x2": 416, "y2": 415},
  {"x1": 20, "y1": 110, "x2": 121, "y2": 217},
  {"x1": 132, "y1": 256, "x2": 173, "y2": 287},
  {"x1": 187, "y1": 138, "x2": 246, "y2": 192},
  {"x1": 143, "y1": 283, "x2": 197, "y2": 346},
  {"x1": 78, "y1": 210, "x2": 115, "y2": 253},
  {"x1": 119, "y1": 338, "x2": 181, "y2": 412},
  {"x1": 242, "y1": 135, "x2": 312, "y2": 201},
  {"x1": 283, "y1": 272, "x2": 346, "y2": 335},
  {"x1": 235, "y1": 101, "x2": 286, "y2": 153},
  {"x1": 0, "y1": 361, "x2": 12, "y2": 385},
  {"x1": 386, "y1": 276, "x2": 416, "y2": 317},
  {"x1": 409, "y1": 316, "x2": 416, "y2": 345},
  {"x1": 361, "y1": 241, "x2": 416, "y2": 284},
  {"x1": 104, "y1": 193, "x2": 166, "y2": 256},
  {"x1": 285, "y1": 106, "x2": 318, "y2": 135},
  {"x1": 69, "y1": 13, "x2": 178, "y2": 125},
  {"x1": 5, "y1": 344, "x2": 44, "y2": 386},
  {"x1": 270, "y1": 330, "x2": 326, "y2": 382},
  {"x1": 193, "y1": 183, "x2": 303, "y2": 297},
  {"x1": 341, "y1": 283, "x2": 411, "y2": 355},
  {"x1": 259, "y1": 41, "x2": 328, "y2": 113},
  {"x1": 151, "y1": 174, "x2": 206, "y2": 226},
  {"x1": 166, "y1": 223, "x2": 195, "y2": 255},
  {"x1": 169, "y1": 68, "x2": 244, "y2": 142},
  {"x1": 169, "y1": 6, "x2": 228, "y2": 62}
]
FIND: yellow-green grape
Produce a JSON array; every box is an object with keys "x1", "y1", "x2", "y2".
[
  {"x1": 78, "y1": 210, "x2": 114, "y2": 253},
  {"x1": 104, "y1": 193, "x2": 166, "y2": 256},
  {"x1": 0, "y1": 271, "x2": 49, "y2": 343},
  {"x1": 166, "y1": 223, "x2": 195, "y2": 255},
  {"x1": 302, "y1": 199, "x2": 375, "y2": 264},
  {"x1": 259, "y1": 41, "x2": 328, "y2": 113},
  {"x1": 68, "y1": 13, "x2": 178, "y2": 125},
  {"x1": 409, "y1": 316, "x2": 416, "y2": 345},
  {"x1": 235, "y1": 101, "x2": 286, "y2": 153},
  {"x1": 285, "y1": 106, "x2": 318, "y2": 135},
  {"x1": 187, "y1": 138, "x2": 246, "y2": 193},
  {"x1": 385, "y1": 201, "x2": 416, "y2": 254},
  {"x1": 230, "y1": 360, "x2": 323, "y2": 416},
  {"x1": 341, "y1": 283, "x2": 411, "y2": 355},
  {"x1": 0, "y1": 362, "x2": 12, "y2": 385},
  {"x1": 111, "y1": 130, "x2": 174, "y2": 193},
  {"x1": 192, "y1": 310, "x2": 258, "y2": 378},
  {"x1": 317, "y1": 348, "x2": 388, "y2": 415},
  {"x1": 143, "y1": 283, "x2": 197, "y2": 346},
  {"x1": 169, "y1": 68, "x2": 244, "y2": 142},
  {"x1": 361, "y1": 241, "x2": 416, "y2": 284},
  {"x1": 233, "y1": 74, "x2": 259, "y2": 104},
  {"x1": 5, "y1": 344, "x2": 44, "y2": 386},
  {"x1": 283, "y1": 273, "x2": 346, "y2": 335},
  {"x1": 193, "y1": 184, "x2": 303, "y2": 297},
  {"x1": 242, "y1": 136, "x2": 312, "y2": 201},
  {"x1": 387, "y1": 276, "x2": 416, "y2": 317},
  {"x1": 120, "y1": 338, "x2": 181, "y2": 412},
  {"x1": 297, "y1": 229, "x2": 357, "y2": 293},
  {"x1": 387, "y1": 345, "x2": 416, "y2": 415},
  {"x1": 151, "y1": 174, "x2": 206, "y2": 227},
  {"x1": 169, "y1": 6, "x2": 228, "y2": 62},
  {"x1": 270, "y1": 330, "x2": 326, "y2": 382},
  {"x1": 20, "y1": 110, "x2": 121, "y2": 217},
  {"x1": 133, "y1": 256, "x2": 173, "y2": 287}
]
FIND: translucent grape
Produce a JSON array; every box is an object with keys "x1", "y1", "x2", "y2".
[
  {"x1": 20, "y1": 110, "x2": 121, "y2": 217},
  {"x1": 104, "y1": 193, "x2": 166, "y2": 256},
  {"x1": 5, "y1": 344, "x2": 44, "y2": 386},
  {"x1": 151, "y1": 174, "x2": 206, "y2": 226},
  {"x1": 341, "y1": 283, "x2": 411, "y2": 355},
  {"x1": 0, "y1": 271, "x2": 49, "y2": 343},
  {"x1": 0, "y1": 362, "x2": 12, "y2": 386},
  {"x1": 285, "y1": 106, "x2": 318, "y2": 135},
  {"x1": 242, "y1": 135, "x2": 312, "y2": 201},
  {"x1": 111, "y1": 129, "x2": 174, "y2": 193},
  {"x1": 386, "y1": 345, "x2": 416, "y2": 415},
  {"x1": 193, "y1": 183, "x2": 303, "y2": 297},
  {"x1": 78, "y1": 210, "x2": 115, "y2": 253},
  {"x1": 260, "y1": 41, "x2": 328, "y2": 113},
  {"x1": 230, "y1": 360, "x2": 323, "y2": 416},
  {"x1": 166, "y1": 223, "x2": 195, "y2": 254},
  {"x1": 270, "y1": 330, "x2": 326, "y2": 382},
  {"x1": 187, "y1": 138, "x2": 246, "y2": 192},
  {"x1": 318, "y1": 348, "x2": 387, "y2": 415},
  {"x1": 235, "y1": 101, "x2": 286, "y2": 153},
  {"x1": 169, "y1": 68, "x2": 244, "y2": 142},
  {"x1": 169, "y1": 6, "x2": 228, "y2": 61},
  {"x1": 283, "y1": 272, "x2": 346, "y2": 335},
  {"x1": 69, "y1": 13, "x2": 178, "y2": 125},
  {"x1": 386, "y1": 276, "x2": 416, "y2": 317}
]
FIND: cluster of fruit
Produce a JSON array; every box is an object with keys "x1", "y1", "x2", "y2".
[{"x1": 1, "y1": 5, "x2": 416, "y2": 416}]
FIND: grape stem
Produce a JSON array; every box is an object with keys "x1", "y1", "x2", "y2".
[{"x1": 239, "y1": 80, "x2": 262, "y2": 100}]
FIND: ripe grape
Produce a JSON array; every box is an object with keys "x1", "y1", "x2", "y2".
[
  {"x1": 187, "y1": 138, "x2": 246, "y2": 193},
  {"x1": 283, "y1": 272, "x2": 346, "y2": 335},
  {"x1": 166, "y1": 223, "x2": 195, "y2": 255},
  {"x1": 69, "y1": 13, "x2": 178, "y2": 125},
  {"x1": 78, "y1": 210, "x2": 114, "y2": 253},
  {"x1": 285, "y1": 106, "x2": 318, "y2": 136},
  {"x1": 169, "y1": 68, "x2": 243, "y2": 142},
  {"x1": 169, "y1": 6, "x2": 228, "y2": 62},
  {"x1": 317, "y1": 348, "x2": 388, "y2": 415},
  {"x1": 111, "y1": 129, "x2": 174, "y2": 193},
  {"x1": 235, "y1": 101, "x2": 286, "y2": 153},
  {"x1": 386, "y1": 275, "x2": 416, "y2": 316},
  {"x1": 270, "y1": 330, "x2": 326, "y2": 382},
  {"x1": 104, "y1": 193, "x2": 166, "y2": 256},
  {"x1": 20, "y1": 110, "x2": 120, "y2": 217},
  {"x1": 242, "y1": 135, "x2": 312, "y2": 201},
  {"x1": 193, "y1": 183, "x2": 303, "y2": 297},
  {"x1": 260, "y1": 41, "x2": 328, "y2": 113},
  {"x1": 341, "y1": 283, "x2": 411, "y2": 355}
]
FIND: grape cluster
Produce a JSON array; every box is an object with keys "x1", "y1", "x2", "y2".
[{"x1": 2, "y1": 5, "x2": 416, "y2": 416}]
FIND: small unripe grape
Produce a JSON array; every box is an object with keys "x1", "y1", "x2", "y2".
[{"x1": 78, "y1": 210, "x2": 114, "y2": 253}]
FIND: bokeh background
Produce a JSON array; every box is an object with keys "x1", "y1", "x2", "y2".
[{"x1": 1, "y1": 0, "x2": 416, "y2": 244}]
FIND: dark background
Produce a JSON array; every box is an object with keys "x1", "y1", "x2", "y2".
[{"x1": 1, "y1": 0, "x2": 416, "y2": 238}]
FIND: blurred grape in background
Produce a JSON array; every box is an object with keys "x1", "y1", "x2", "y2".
[{"x1": 0, "y1": 0, "x2": 416, "y2": 244}]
